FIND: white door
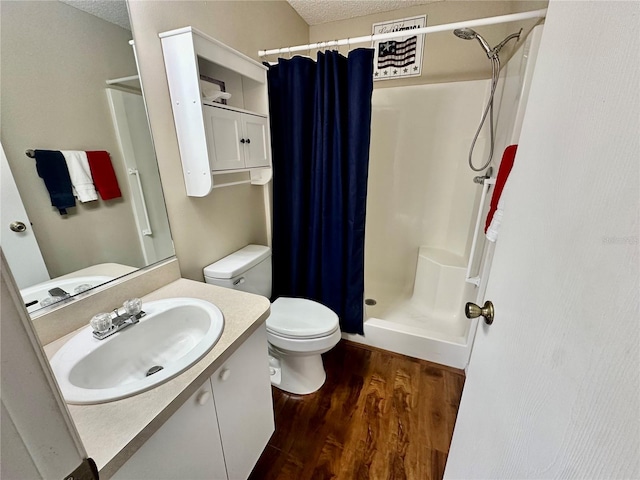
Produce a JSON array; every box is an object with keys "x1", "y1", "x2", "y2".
[
  {"x1": 242, "y1": 113, "x2": 270, "y2": 168},
  {"x1": 445, "y1": 2, "x2": 639, "y2": 478},
  {"x1": 204, "y1": 106, "x2": 245, "y2": 170},
  {"x1": 210, "y1": 324, "x2": 274, "y2": 480},
  {"x1": 112, "y1": 383, "x2": 227, "y2": 480},
  {"x1": 1, "y1": 253, "x2": 89, "y2": 479},
  {"x1": 0, "y1": 143, "x2": 50, "y2": 289}
]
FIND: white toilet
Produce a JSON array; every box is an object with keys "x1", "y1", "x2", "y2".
[{"x1": 203, "y1": 245, "x2": 341, "y2": 395}]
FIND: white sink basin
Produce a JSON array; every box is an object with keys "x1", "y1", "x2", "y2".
[{"x1": 50, "y1": 298, "x2": 224, "y2": 404}]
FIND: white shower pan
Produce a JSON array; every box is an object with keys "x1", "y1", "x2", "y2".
[{"x1": 345, "y1": 247, "x2": 475, "y2": 368}]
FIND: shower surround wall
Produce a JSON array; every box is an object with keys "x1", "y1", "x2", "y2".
[
  {"x1": 345, "y1": 80, "x2": 487, "y2": 367},
  {"x1": 345, "y1": 26, "x2": 543, "y2": 368}
]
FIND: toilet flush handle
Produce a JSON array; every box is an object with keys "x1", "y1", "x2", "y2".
[{"x1": 233, "y1": 277, "x2": 245, "y2": 286}]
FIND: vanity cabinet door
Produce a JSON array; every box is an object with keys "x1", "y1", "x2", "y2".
[
  {"x1": 210, "y1": 324, "x2": 274, "y2": 480},
  {"x1": 242, "y1": 113, "x2": 270, "y2": 168},
  {"x1": 204, "y1": 105, "x2": 245, "y2": 171},
  {"x1": 112, "y1": 384, "x2": 228, "y2": 480}
]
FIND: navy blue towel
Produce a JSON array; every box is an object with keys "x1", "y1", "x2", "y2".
[{"x1": 34, "y1": 150, "x2": 75, "y2": 215}]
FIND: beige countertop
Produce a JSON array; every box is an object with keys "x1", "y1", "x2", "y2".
[
  {"x1": 54, "y1": 262, "x2": 139, "y2": 281},
  {"x1": 44, "y1": 278, "x2": 271, "y2": 479}
]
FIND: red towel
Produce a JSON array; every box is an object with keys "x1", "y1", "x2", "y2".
[
  {"x1": 86, "y1": 151, "x2": 122, "y2": 200},
  {"x1": 485, "y1": 145, "x2": 517, "y2": 233}
]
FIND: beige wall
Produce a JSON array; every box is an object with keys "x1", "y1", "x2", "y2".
[
  {"x1": 127, "y1": 0, "x2": 308, "y2": 281},
  {"x1": 1, "y1": 1, "x2": 144, "y2": 278},
  {"x1": 310, "y1": 0, "x2": 548, "y2": 87}
]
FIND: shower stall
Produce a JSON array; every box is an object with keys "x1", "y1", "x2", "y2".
[{"x1": 343, "y1": 25, "x2": 544, "y2": 368}]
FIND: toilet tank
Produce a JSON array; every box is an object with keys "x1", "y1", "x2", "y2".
[{"x1": 203, "y1": 245, "x2": 272, "y2": 298}]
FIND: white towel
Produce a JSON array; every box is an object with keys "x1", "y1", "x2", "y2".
[
  {"x1": 486, "y1": 184, "x2": 507, "y2": 242},
  {"x1": 61, "y1": 151, "x2": 98, "y2": 202}
]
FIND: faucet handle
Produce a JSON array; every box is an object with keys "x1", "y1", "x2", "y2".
[
  {"x1": 90, "y1": 312, "x2": 112, "y2": 333},
  {"x1": 123, "y1": 298, "x2": 142, "y2": 316}
]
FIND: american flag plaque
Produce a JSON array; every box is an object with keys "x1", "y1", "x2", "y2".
[{"x1": 372, "y1": 15, "x2": 426, "y2": 81}]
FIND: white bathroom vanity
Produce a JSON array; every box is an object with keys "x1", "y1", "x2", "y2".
[{"x1": 44, "y1": 279, "x2": 273, "y2": 480}]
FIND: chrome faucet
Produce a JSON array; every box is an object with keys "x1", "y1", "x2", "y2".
[
  {"x1": 48, "y1": 287, "x2": 70, "y2": 298},
  {"x1": 90, "y1": 298, "x2": 146, "y2": 340}
]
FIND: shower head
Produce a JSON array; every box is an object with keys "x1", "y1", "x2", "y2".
[
  {"x1": 453, "y1": 28, "x2": 477, "y2": 40},
  {"x1": 453, "y1": 28, "x2": 492, "y2": 56}
]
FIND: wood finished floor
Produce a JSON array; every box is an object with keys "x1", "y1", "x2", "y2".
[{"x1": 249, "y1": 340, "x2": 465, "y2": 480}]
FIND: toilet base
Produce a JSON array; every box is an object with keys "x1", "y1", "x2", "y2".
[{"x1": 269, "y1": 351, "x2": 327, "y2": 395}]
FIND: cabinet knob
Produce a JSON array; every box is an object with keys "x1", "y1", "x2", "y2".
[
  {"x1": 245, "y1": 138, "x2": 251, "y2": 144},
  {"x1": 196, "y1": 389, "x2": 211, "y2": 406},
  {"x1": 240, "y1": 138, "x2": 246, "y2": 144},
  {"x1": 220, "y1": 368, "x2": 231, "y2": 382},
  {"x1": 9, "y1": 221, "x2": 27, "y2": 233}
]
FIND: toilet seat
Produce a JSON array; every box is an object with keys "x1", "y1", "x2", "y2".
[{"x1": 267, "y1": 297, "x2": 339, "y2": 339}]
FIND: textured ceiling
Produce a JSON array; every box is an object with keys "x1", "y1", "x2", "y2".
[
  {"x1": 287, "y1": 0, "x2": 440, "y2": 25},
  {"x1": 59, "y1": 0, "x2": 130, "y2": 30},
  {"x1": 59, "y1": 1, "x2": 439, "y2": 30}
]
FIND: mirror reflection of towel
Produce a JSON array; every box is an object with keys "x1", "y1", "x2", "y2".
[
  {"x1": 34, "y1": 149, "x2": 76, "y2": 215},
  {"x1": 61, "y1": 150, "x2": 98, "y2": 202},
  {"x1": 86, "y1": 151, "x2": 122, "y2": 200}
]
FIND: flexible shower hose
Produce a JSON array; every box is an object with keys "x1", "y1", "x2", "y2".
[{"x1": 467, "y1": 55, "x2": 501, "y2": 172}]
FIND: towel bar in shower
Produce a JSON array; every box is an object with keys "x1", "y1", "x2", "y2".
[{"x1": 466, "y1": 177, "x2": 495, "y2": 286}]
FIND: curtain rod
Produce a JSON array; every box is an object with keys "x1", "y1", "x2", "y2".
[{"x1": 258, "y1": 8, "x2": 546, "y2": 57}]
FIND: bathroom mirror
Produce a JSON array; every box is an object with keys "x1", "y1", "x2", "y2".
[{"x1": 0, "y1": 0, "x2": 174, "y2": 316}]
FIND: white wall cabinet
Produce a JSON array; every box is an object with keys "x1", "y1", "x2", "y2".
[
  {"x1": 203, "y1": 105, "x2": 270, "y2": 171},
  {"x1": 160, "y1": 27, "x2": 272, "y2": 196},
  {"x1": 113, "y1": 325, "x2": 274, "y2": 480}
]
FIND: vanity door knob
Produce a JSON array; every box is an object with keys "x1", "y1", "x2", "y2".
[
  {"x1": 220, "y1": 368, "x2": 231, "y2": 382},
  {"x1": 245, "y1": 138, "x2": 251, "y2": 144},
  {"x1": 196, "y1": 389, "x2": 211, "y2": 406},
  {"x1": 240, "y1": 138, "x2": 246, "y2": 144}
]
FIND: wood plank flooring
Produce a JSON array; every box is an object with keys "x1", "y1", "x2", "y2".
[{"x1": 249, "y1": 340, "x2": 465, "y2": 480}]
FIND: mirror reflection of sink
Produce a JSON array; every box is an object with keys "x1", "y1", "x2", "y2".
[
  {"x1": 21, "y1": 276, "x2": 115, "y2": 313},
  {"x1": 49, "y1": 298, "x2": 224, "y2": 404}
]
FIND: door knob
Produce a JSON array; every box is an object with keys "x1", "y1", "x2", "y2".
[
  {"x1": 9, "y1": 221, "x2": 27, "y2": 233},
  {"x1": 465, "y1": 300, "x2": 494, "y2": 325}
]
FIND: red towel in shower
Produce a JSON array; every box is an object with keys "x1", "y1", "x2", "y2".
[
  {"x1": 86, "y1": 150, "x2": 122, "y2": 200},
  {"x1": 485, "y1": 145, "x2": 517, "y2": 233}
]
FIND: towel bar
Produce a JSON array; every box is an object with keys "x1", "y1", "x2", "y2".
[
  {"x1": 212, "y1": 179, "x2": 253, "y2": 189},
  {"x1": 465, "y1": 177, "x2": 495, "y2": 286},
  {"x1": 128, "y1": 168, "x2": 153, "y2": 236}
]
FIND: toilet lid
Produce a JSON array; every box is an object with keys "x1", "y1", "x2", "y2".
[{"x1": 267, "y1": 297, "x2": 340, "y2": 339}]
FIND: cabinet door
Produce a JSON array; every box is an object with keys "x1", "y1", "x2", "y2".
[
  {"x1": 204, "y1": 106, "x2": 245, "y2": 171},
  {"x1": 242, "y1": 114, "x2": 271, "y2": 168},
  {"x1": 112, "y1": 384, "x2": 228, "y2": 480},
  {"x1": 211, "y1": 324, "x2": 274, "y2": 480}
]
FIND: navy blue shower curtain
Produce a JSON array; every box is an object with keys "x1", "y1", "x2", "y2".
[{"x1": 267, "y1": 49, "x2": 374, "y2": 335}]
